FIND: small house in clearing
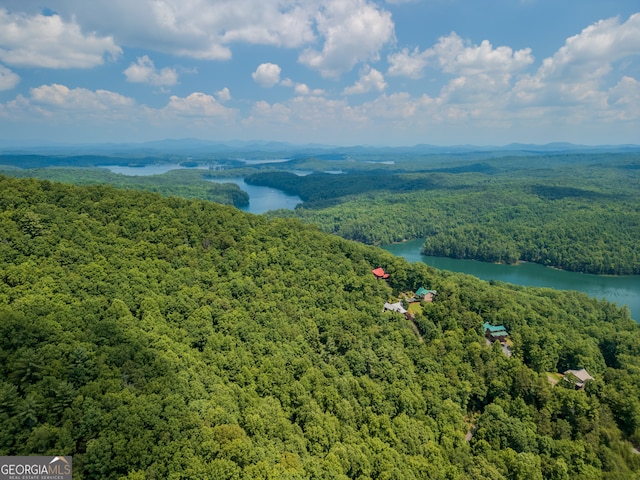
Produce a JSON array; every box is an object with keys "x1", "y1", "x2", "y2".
[
  {"x1": 563, "y1": 368, "x2": 594, "y2": 389},
  {"x1": 372, "y1": 267, "x2": 390, "y2": 279},
  {"x1": 484, "y1": 322, "x2": 509, "y2": 344},
  {"x1": 415, "y1": 287, "x2": 437, "y2": 302},
  {"x1": 384, "y1": 302, "x2": 407, "y2": 315},
  {"x1": 383, "y1": 301, "x2": 415, "y2": 320}
]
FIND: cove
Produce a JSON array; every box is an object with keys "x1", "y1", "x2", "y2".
[
  {"x1": 382, "y1": 238, "x2": 640, "y2": 322},
  {"x1": 101, "y1": 165, "x2": 302, "y2": 214},
  {"x1": 206, "y1": 177, "x2": 301, "y2": 214}
]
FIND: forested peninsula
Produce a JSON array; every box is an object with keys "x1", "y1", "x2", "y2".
[
  {"x1": 249, "y1": 153, "x2": 640, "y2": 275},
  {"x1": 0, "y1": 164, "x2": 249, "y2": 208},
  {"x1": 2, "y1": 175, "x2": 640, "y2": 479}
]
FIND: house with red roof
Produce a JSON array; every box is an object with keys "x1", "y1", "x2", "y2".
[{"x1": 372, "y1": 267, "x2": 390, "y2": 279}]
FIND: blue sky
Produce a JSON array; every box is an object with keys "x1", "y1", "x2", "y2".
[{"x1": 0, "y1": 0, "x2": 639, "y2": 146}]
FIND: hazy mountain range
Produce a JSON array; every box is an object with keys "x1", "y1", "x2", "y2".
[{"x1": 1, "y1": 138, "x2": 639, "y2": 161}]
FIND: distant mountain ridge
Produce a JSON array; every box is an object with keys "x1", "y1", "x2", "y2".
[{"x1": 1, "y1": 138, "x2": 639, "y2": 157}]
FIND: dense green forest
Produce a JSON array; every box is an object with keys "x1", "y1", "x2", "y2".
[
  {"x1": 0, "y1": 165, "x2": 249, "y2": 208},
  {"x1": 249, "y1": 153, "x2": 640, "y2": 275},
  {"x1": 2, "y1": 175, "x2": 640, "y2": 478},
  {"x1": 4, "y1": 151, "x2": 638, "y2": 275}
]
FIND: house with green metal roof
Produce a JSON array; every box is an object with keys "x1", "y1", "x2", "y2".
[
  {"x1": 483, "y1": 322, "x2": 509, "y2": 343},
  {"x1": 415, "y1": 287, "x2": 437, "y2": 302},
  {"x1": 483, "y1": 323, "x2": 506, "y2": 333}
]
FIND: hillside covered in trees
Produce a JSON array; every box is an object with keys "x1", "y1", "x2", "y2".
[
  {"x1": 249, "y1": 153, "x2": 640, "y2": 275},
  {"x1": 2, "y1": 175, "x2": 640, "y2": 478},
  {"x1": 3, "y1": 150, "x2": 638, "y2": 275},
  {"x1": 0, "y1": 164, "x2": 249, "y2": 208}
]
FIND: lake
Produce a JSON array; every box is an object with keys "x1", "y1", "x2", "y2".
[
  {"x1": 102, "y1": 164, "x2": 638, "y2": 320},
  {"x1": 103, "y1": 164, "x2": 210, "y2": 176},
  {"x1": 207, "y1": 177, "x2": 301, "y2": 214},
  {"x1": 102, "y1": 164, "x2": 302, "y2": 215},
  {"x1": 382, "y1": 239, "x2": 639, "y2": 322}
]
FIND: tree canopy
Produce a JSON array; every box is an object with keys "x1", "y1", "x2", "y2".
[
  {"x1": 253, "y1": 153, "x2": 640, "y2": 274},
  {"x1": 2, "y1": 174, "x2": 640, "y2": 479}
]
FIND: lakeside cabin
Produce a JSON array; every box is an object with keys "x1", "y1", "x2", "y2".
[
  {"x1": 415, "y1": 287, "x2": 437, "y2": 302},
  {"x1": 372, "y1": 267, "x2": 390, "y2": 279},
  {"x1": 484, "y1": 322, "x2": 509, "y2": 344}
]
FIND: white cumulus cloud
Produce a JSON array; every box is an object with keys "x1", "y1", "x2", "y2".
[
  {"x1": 0, "y1": 1, "x2": 317, "y2": 62},
  {"x1": 0, "y1": 65, "x2": 20, "y2": 90},
  {"x1": 216, "y1": 87, "x2": 231, "y2": 102},
  {"x1": 537, "y1": 13, "x2": 640, "y2": 80},
  {"x1": 1, "y1": 81, "x2": 238, "y2": 140},
  {"x1": 164, "y1": 92, "x2": 235, "y2": 117},
  {"x1": 299, "y1": 0, "x2": 395, "y2": 77},
  {"x1": 0, "y1": 9, "x2": 122, "y2": 68},
  {"x1": 252, "y1": 62, "x2": 282, "y2": 87},
  {"x1": 513, "y1": 13, "x2": 640, "y2": 107},
  {"x1": 343, "y1": 66, "x2": 387, "y2": 94},
  {"x1": 425, "y1": 32, "x2": 534, "y2": 106},
  {"x1": 0, "y1": 1, "x2": 395, "y2": 78},
  {"x1": 432, "y1": 32, "x2": 534, "y2": 76},
  {"x1": 28, "y1": 84, "x2": 134, "y2": 111},
  {"x1": 124, "y1": 56, "x2": 179, "y2": 86},
  {"x1": 2, "y1": 83, "x2": 136, "y2": 128},
  {"x1": 387, "y1": 47, "x2": 433, "y2": 79},
  {"x1": 280, "y1": 78, "x2": 325, "y2": 96},
  {"x1": 607, "y1": 76, "x2": 640, "y2": 120}
]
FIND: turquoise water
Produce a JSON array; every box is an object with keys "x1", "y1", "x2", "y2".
[
  {"x1": 207, "y1": 177, "x2": 302, "y2": 214},
  {"x1": 383, "y1": 239, "x2": 639, "y2": 322},
  {"x1": 102, "y1": 163, "x2": 638, "y2": 320},
  {"x1": 102, "y1": 165, "x2": 302, "y2": 214}
]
